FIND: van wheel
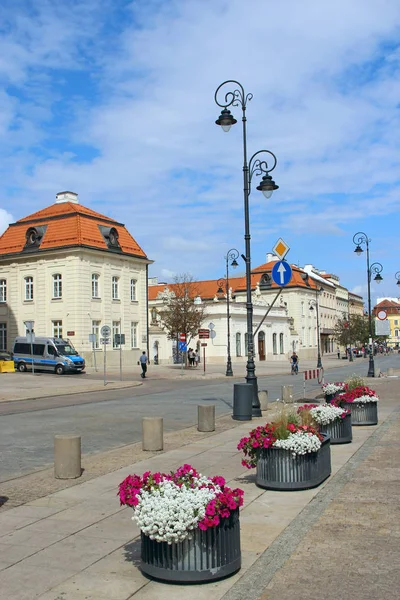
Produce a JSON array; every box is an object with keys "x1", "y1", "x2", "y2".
[
  {"x1": 17, "y1": 362, "x2": 27, "y2": 373},
  {"x1": 55, "y1": 365, "x2": 64, "y2": 375}
]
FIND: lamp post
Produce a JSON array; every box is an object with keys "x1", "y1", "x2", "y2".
[
  {"x1": 217, "y1": 248, "x2": 239, "y2": 377},
  {"x1": 347, "y1": 301, "x2": 354, "y2": 362},
  {"x1": 309, "y1": 288, "x2": 323, "y2": 369},
  {"x1": 353, "y1": 232, "x2": 383, "y2": 377},
  {"x1": 214, "y1": 80, "x2": 279, "y2": 416},
  {"x1": 396, "y1": 272, "x2": 400, "y2": 287}
]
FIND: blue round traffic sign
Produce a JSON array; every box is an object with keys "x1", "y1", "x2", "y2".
[{"x1": 271, "y1": 260, "x2": 292, "y2": 287}]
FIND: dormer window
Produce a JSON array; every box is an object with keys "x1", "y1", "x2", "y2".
[
  {"x1": 23, "y1": 226, "x2": 47, "y2": 251},
  {"x1": 98, "y1": 225, "x2": 121, "y2": 250}
]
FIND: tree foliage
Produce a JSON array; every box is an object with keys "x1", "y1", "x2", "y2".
[
  {"x1": 157, "y1": 273, "x2": 208, "y2": 343},
  {"x1": 333, "y1": 313, "x2": 386, "y2": 347}
]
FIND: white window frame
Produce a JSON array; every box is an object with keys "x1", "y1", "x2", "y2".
[
  {"x1": 112, "y1": 276, "x2": 119, "y2": 300},
  {"x1": 0, "y1": 279, "x2": 6, "y2": 303},
  {"x1": 92, "y1": 320, "x2": 101, "y2": 349},
  {"x1": 272, "y1": 333, "x2": 277, "y2": 354},
  {"x1": 130, "y1": 321, "x2": 138, "y2": 348},
  {"x1": 0, "y1": 323, "x2": 6, "y2": 350},
  {"x1": 24, "y1": 276, "x2": 34, "y2": 301},
  {"x1": 92, "y1": 273, "x2": 100, "y2": 299},
  {"x1": 53, "y1": 274, "x2": 62, "y2": 299},
  {"x1": 112, "y1": 321, "x2": 121, "y2": 348},
  {"x1": 130, "y1": 278, "x2": 137, "y2": 302},
  {"x1": 279, "y1": 332, "x2": 284, "y2": 354},
  {"x1": 52, "y1": 320, "x2": 63, "y2": 338}
]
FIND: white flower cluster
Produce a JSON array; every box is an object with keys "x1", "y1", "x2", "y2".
[
  {"x1": 132, "y1": 477, "x2": 219, "y2": 544},
  {"x1": 352, "y1": 394, "x2": 379, "y2": 404},
  {"x1": 309, "y1": 404, "x2": 346, "y2": 425},
  {"x1": 273, "y1": 431, "x2": 322, "y2": 457},
  {"x1": 323, "y1": 382, "x2": 345, "y2": 395}
]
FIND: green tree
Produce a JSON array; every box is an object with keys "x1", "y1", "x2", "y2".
[
  {"x1": 157, "y1": 273, "x2": 208, "y2": 347},
  {"x1": 334, "y1": 313, "x2": 371, "y2": 347}
]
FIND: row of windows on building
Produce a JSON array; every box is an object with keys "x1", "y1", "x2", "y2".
[
  {"x1": 234, "y1": 331, "x2": 285, "y2": 356},
  {"x1": 0, "y1": 321, "x2": 140, "y2": 351},
  {"x1": 0, "y1": 275, "x2": 138, "y2": 303}
]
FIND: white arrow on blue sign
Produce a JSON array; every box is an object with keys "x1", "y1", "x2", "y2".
[
  {"x1": 178, "y1": 342, "x2": 187, "y2": 352},
  {"x1": 271, "y1": 260, "x2": 292, "y2": 287}
]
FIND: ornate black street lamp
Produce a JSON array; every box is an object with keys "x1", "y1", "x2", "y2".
[
  {"x1": 396, "y1": 272, "x2": 400, "y2": 286},
  {"x1": 353, "y1": 232, "x2": 383, "y2": 377},
  {"x1": 214, "y1": 80, "x2": 279, "y2": 416},
  {"x1": 309, "y1": 287, "x2": 323, "y2": 369},
  {"x1": 217, "y1": 248, "x2": 239, "y2": 377},
  {"x1": 347, "y1": 301, "x2": 354, "y2": 362}
]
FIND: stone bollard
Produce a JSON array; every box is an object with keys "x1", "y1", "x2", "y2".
[
  {"x1": 142, "y1": 417, "x2": 163, "y2": 451},
  {"x1": 374, "y1": 367, "x2": 381, "y2": 378},
  {"x1": 54, "y1": 434, "x2": 81, "y2": 479},
  {"x1": 387, "y1": 367, "x2": 394, "y2": 376},
  {"x1": 281, "y1": 385, "x2": 294, "y2": 403},
  {"x1": 198, "y1": 405, "x2": 215, "y2": 432},
  {"x1": 258, "y1": 390, "x2": 269, "y2": 411}
]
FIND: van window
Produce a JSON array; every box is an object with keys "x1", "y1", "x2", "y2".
[
  {"x1": 56, "y1": 343, "x2": 77, "y2": 356},
  {"x1": 14, "y1": 342, "x2": 31, "y2": 354},
  {"x1": 33, "y1": 344, "x2": 45, "y2": 355},
  {"x1": 47, "y1": 345, "x2": 57, "y2": 356}
]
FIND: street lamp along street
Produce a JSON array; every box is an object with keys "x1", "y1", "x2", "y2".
[
  {"x1": 217, "y1": 248, "x2": 239, "y2": 377},
  {"x1": 214, "y1": 80, "x2": 279, "y2": 416},
  {"x1": 352, "y1": 232, "x2": 384, "y2": 377},
  {"x1": 309, "y1": 288, "x2": 323, "y2": 369}
]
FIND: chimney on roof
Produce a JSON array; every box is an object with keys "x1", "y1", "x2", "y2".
[
  {"x1": 55, "y1": 191, "x2": 79, "y2": 204},
  {"x1": 266, "y1": 253, "x2": 279, "y2": 263}
]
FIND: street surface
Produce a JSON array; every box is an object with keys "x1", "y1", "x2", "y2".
[{"x1": 0, "y1": 354, "x2": 398, "y2": 483}]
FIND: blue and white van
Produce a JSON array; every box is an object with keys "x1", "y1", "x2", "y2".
[{"x1": 12, "y1": 337, "x2": 85, "y2": 375}]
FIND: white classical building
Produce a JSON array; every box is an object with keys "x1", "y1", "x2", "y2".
[{"x1": 0, "y1": 191, "x2": 151, "y2": 366}]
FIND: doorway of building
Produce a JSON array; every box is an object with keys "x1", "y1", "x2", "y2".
[{"x1": 258, "y1": 331, "x2": 266, "y2": 361}]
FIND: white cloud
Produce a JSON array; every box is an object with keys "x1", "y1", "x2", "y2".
[
  {"x1": 0, "y1": 209, "x2": 14, "y2": 234},
  {"x1": 0, "y1": 0, "x2": 399, "y2": 299}
]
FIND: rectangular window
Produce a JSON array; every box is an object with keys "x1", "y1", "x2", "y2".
[
  {"x1": 0, "y1": 323, "x2": 6, "y2": 350},
  {"x1": 53, "y1": 274, "x2": 62, "y2": 298},
  {"x1": 130, "y1": 278, "x2": 137, "y2": 301},
  {"x1": 25, "y1": 276, "x2": 34, "y2": 301},
  {"x1": 130, "y1": 321, "x2": 138, "y2": 348},
  {"x1": 112, "y1": 320, "x2": 120, "y2": 348},
  {"x1": 394, "y1": 320, "x2": 398, "y2": 326},
  {"x1": 92, "y1": 274, "x2": 100, "y2": 298},
  {"x1": 92, "y1": 320, "x2": 101, "y2": 349},
  {"x1": 112, "y1": 276, "x2": 119, "y2": 300},
  {"x1": 0, "y1": 279, "x2": 6, "y2": 303},
  {"x1": 52, "y1": 320, "x2": 63, "y2": 338}
]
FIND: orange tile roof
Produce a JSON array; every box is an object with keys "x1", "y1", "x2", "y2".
[
  {"x1": 149, "y1": 262, "x2": 320, "y2": 301},
  {"x1": 0, "y1": 202, "x2": 147, "y2": 258}
]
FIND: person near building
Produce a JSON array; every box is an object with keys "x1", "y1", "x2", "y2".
[
  {"x1": 290, "y1": 351, "x2": 299, "y2": 374},
  {"x1": 139, "y1": 351, "x2": 148, "y2": 378},
  {"x1": 337, "y1": 347, "x2": 340, "y2": 359},
  {"x1": 194, "y1": 350, "x2": 200, "y2": 367}
]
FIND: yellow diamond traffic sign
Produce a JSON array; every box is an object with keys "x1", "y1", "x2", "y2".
[{"x1": 272, "y1": 238, "x2": 290, "y2": 260}]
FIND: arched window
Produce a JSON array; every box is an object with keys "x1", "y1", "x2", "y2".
[
  {"x1": 273, "y1": 333, "x2": 277, "y2": 354},
  {"x1": 236, "y1": 332, "x2": 241, "y2": 357},
  {"x1": 279, "y1": 333, "x2": 284, "y2": 354}
]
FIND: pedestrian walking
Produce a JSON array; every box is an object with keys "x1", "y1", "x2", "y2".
[
  {"x1": 139, "y1": 351, "x2": 148, "y2": 378},
  {"x1": 194, "y1": 350, "x2": 200, "y2": 367},
  {"x1": 337, "y1": 347, "x2": 340, "y2": 359}
]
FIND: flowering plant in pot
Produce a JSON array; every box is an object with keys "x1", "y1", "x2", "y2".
[
  {"x1": 238, "y1": 410, "x2": 330, "y2": 490},
  {"x1": 321, "y1": 381, "x2": 345, "y2": 402},
  {"x1": 334, "y1": 383, "x2": 379, "y2": 426},
  {"x1": 297, "y1": 403, "x2": 352, "y2": 444},
  {"x1": 118, "y1": 464, "x2": 244, "y2": 583}
]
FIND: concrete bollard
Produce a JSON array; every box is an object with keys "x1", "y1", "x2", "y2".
[
  {"x1": 258, "y1": 390, "x2": 269, "y2": 411},
  {"x1": 54, "y1": 434, "x2": 81, "y2": 479},
  {"x1": 374, "y1": 367, "x2": 381, "y2": 378},
  {"x1": 281, "y1": 385, "x2": 294, "y2": 403},
  {"x1": 387, "y1": 367, "x2": 394, "y2": 376},
  {"x1": 142, "y1": 417, "x2": 163, "y2": 451},
  {"x1": 197, "y1": 405, "x2": 215, "y2": 432}
]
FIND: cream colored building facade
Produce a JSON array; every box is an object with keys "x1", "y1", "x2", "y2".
[{"x1": 0, "y1": 192, "x2": 151, "y2": 367}]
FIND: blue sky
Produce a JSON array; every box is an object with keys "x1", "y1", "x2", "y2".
[{"x1": 1, "y1": 0, "x2": 400, "y2": 306}]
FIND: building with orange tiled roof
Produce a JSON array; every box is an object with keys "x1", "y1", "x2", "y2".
[
  {"x1": 373, "y1": 298, "x2": 400, "y2": 347},
  {"x1": 0, "y1": 191, "x2": 152, "y2": 367}
]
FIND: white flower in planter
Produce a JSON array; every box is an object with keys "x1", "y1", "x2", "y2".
[
  {"x1": 309, "y1": 404, "x2": 348, "y2": 425},
  {"x1": 273, "y1": 430, "x2": 322, "y2": 457}
]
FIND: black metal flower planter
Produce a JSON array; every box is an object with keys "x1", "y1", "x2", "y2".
[
  {"x1": 320, "y1": 413, "x2": 352, "y2": 444},
  {"x1": 140, "y1": 509, "x2": 241, "y2": 583},
  {"x1": 256, "y1": 434, "x2": 331, "y2": 491},
  {"x1": 341, "y1": 401, "x2": 378, "y2": 426}
]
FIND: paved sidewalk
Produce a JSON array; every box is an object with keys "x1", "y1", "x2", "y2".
[
  {"x1": 0, "y1": 354, "x2": 362, "y2": 403},
  {"x1": 0, "y1": 379, "x2": 397, "y2": 600}
]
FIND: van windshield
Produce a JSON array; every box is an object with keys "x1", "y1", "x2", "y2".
[{"x1": 56, "y1": 344, "x2": 78, "y2": 356}]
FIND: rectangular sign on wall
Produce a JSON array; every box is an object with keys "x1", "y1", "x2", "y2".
[{"x1": 375, "y1": 318, "x2": 390, "y2": 336}]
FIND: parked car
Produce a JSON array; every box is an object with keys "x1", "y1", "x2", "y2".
[{"x1": 0, "y1": 351, "x2": 13, "y2": 361}]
